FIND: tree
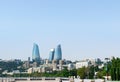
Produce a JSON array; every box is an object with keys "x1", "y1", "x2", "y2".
[
  {"x1": 61, "y1": 67, "x2": 69, "y2": 77},
  {"x1": 96, "y1": 70, "x2": 106, "y2": 79},
  {"x1": 69, "y1": 69, "x2": 77, "y2": 77},
  {"x1": 77, "y1": 67, "x2": 86, "y2": 79},
  {"x1": 88, "y1": 66, "x2": 94, "y2": 79},
  {"x1": 111, "y1": 57, "x2": 120, "y2": 81}
]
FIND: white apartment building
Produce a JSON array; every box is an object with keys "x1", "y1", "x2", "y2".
[{"x1": 76, "y1": 60, "x2": 91, "y2": 69}]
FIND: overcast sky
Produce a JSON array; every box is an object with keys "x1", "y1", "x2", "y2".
[{"x1": 0, "y1": 0, "x2": 120, "y2": 61}]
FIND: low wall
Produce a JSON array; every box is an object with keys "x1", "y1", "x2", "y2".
[
  {"x1": 0, "y1": 77, "x2": 61, "y2": 82},
  {"x1": 0, "y1": 77, "x2": 108, "y2": 82},
  {"x1": 74, "y1": 79, "x2": 105, "y2": 82},
  {"x1": 0, "y1": 79, "x2": 60, "y2": 82},
  {"x1": 106, "y1": 81, "x2": 120, "y2": 82}
]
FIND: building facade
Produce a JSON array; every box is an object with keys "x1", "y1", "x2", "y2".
[
  {"x1": 54, "y1": 44, "x2": 62, "y2": 61},
  {"x1": 76, "y1": 60, "x2": 91, "y2": 69},
  {"x1": 32, "y1": 43, "x2": 40, "y2": 63},
  {"x1": 49, "y1": 48, "x2": 55, "y2": 61}
]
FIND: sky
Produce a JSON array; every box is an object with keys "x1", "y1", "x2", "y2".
[{"x1": 0, "y1": 0, "x2": 120, "y2": 61}]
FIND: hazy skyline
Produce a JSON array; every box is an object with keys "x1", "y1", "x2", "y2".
[{"x1": 0, "y1": 0, "x2": 120, "y2": 61}]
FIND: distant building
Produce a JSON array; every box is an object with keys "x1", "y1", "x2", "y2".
[
  {"x1": 68, "y1": 63, "x2": 75, "y2": 70},
  {"x1": 49, "y1": 49, "x2": 55, "y2": 61},
  {"x1": 23, "y1": 61, "x2": 30, "y2": 68},
  {"x1": 33, "y1": 62, "x2": 38, "y2": 67},
  {"x1": 76, "y1": 60, "x2": 91, "y2": 69},
  {"x1": 95, "y1": 58, "x2": 102, "y2": 66},
  {"x1": 32, "y1": 43, "x2": 40, "y2": 63},
  {"x1": 52, "y1": 60, "x2": 57, "y2": 71},
  {"x1": 54, "y1": 44, "x2": 62, "y2": 61},
  {"x1": 45, "y1": 59, "x2": 49, "y2": 64},
  {"x1": 28, "y1": 57, "x2": 30, "y2": 62},
  {"x1": 2, "y1": 70, "x2": 20, "y2": 75},
  {"x1": 28, "y1": 65, "x2": 53, "y2": 73}
]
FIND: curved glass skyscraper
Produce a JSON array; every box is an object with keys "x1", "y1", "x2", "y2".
[
  {"x1": 54, "y1": 44, "x2": 62, "y2": 61},
  {"x1": 32, "y1": 43, "x2": 40, "y2": 63},
  {"x1": 49, "y1": 48, "x2": 55, "y2": 61}
]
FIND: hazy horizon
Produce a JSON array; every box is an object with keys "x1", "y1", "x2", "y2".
[{"x1": 0, "y1": 0, "x2": 120, "y2": 61}]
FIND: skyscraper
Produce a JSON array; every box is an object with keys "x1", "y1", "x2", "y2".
[
  {"x1": 54, "y1": 44, "x2": 62, "y2": 61},
  {"x1": 49, "y1": 48, "x2": 55, "y2": 61},
  {"x1": 32, "y1": 43, "x2": 40, "y2": 63}
]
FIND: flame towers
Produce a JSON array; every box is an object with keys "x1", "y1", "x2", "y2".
[
  {"x1": 32, "y1": 43, "x2": 40, "y2": 63},
  {"x1": 54, "y1": 44, "x2": 62, "y2": 61},
  {"x1": 49, "y1": 48, "x2": 55, "y2": 61},
  {"x1": 32, "y1": 43, "x2": 62, "y2": 63}
]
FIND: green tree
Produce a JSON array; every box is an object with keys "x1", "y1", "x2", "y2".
[
  {"x1": 111, "y1": 57, "x2": 120, "y2": 81},
  {"x1": 61, "y1": 67, "x2": 69, "y2": 77},
  {"x1": 96, "y1": 70, "x2": 106, "y2": 79},
  {"x1": 77, "y1": 67, "x2": 86, "y2": 79},
  {"x1": 88, "y1": 66, "x2": 94, "y2": 79},
  {"x1": 69, "y1": 69, "x2": 77, "y2": 77}
]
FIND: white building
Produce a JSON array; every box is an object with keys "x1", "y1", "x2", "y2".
[
  {"x1": 76, "y1": 60, "x2": 91, "y2": 69},
  {"x1": 27, "y1": 64, "x2": 53, "y2": 74},
  {"x1": 2, "y1": 70, "x2": 20, "y2": 75},
  {"x1": 68, "y1": 63, "x2": 75, "y2": 70}
]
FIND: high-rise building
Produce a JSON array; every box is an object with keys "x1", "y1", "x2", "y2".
[
  {"x1": 32, "y1": 43, "x2": 40, "y2": 63},
  {"x1": 54, "y1": 44, "x2": 62, "y2": 61},
  {"x1": 28, "y1": 57, "x2": 30, "y2": 62},
  {"x1": 49, "y1": 48, "x2": 55, "y2": 61}
]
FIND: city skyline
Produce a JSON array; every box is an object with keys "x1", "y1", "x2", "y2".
[{"x1": 0, "y1": 0, "x2": 120, "y2": 61}]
